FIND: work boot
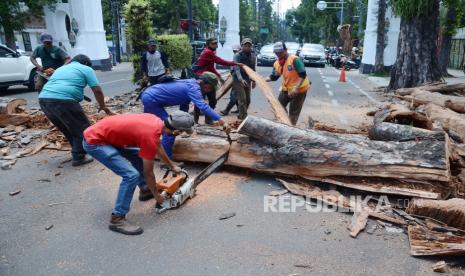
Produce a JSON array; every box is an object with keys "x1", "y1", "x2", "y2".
[
  {"x1": 72, "y1": 155, "x2": 94, "y2": 167},
  {"x1": 231, "y1": 109, "x2": 239, "y2": 114},
  {"x1": 220, "y1": 110, "x2": 229, "y2": 116},
  {"x1": 205, "y1": 117, "x2": 214, "y2": 125},
  {"x1": 109, "y1": 214, "x2": 143, "y2": 235},
  {"x1": 138, "y1": 187, "x2": 154, "y2": 201}
]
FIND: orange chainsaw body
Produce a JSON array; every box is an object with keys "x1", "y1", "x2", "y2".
[{"x1": 157, "y1": 174, "x2": 187, "y2": 195}]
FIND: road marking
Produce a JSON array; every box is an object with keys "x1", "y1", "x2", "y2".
[
  {"x1": 331, "y1": 99, "x2": 339, "y2": 106},
  {"x1": 327, "y1": 90, "x2": 334, "y2": 96},
  {"x1": 100, "y1": 78, "x2": 130, "y2": 85},
  {"x1": 325, "y1": 84, "x2": 330, "y2": 89}
]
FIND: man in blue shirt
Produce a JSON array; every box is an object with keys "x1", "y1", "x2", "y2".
[
  {"x1": 39, "y1": 54, "x2": 114, "y2": 166},
  {"x1": 141, "y1": 72, "x2": 226, "y2": 159}
]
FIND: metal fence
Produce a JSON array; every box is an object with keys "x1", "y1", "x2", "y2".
[{"x1": 449, "y1": 39, "x2": 465, "y2": 70}]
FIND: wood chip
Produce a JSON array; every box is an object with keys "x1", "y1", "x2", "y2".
[
  {"x1": 432, "y1": 261, "x2": 449, "y2": 273},
  {"x1": 349, "y1": 210, "x2": 369, "y2": 238},
  {"x1": 8, "y1": 190, "x2": 21, "y2": 196},
  {"x1": 219, "y1": 212, "x2": 236, "y2": 220},
  {"x1": 268, "y1": 189, "x2": 288, "y2": 196}
]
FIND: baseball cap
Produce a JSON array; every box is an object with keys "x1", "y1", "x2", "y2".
[
  {"x1": 273, "y1": 41, "x2": 286, "y2": 53},
  {"x1": 241, "y1": 38, "x2": 253, "y2": 46},
  {"x1": 199, "y1": 72, "x2": 219, "y2": 92},
  {"x1": 40, "y1": 33, "x2": 53, "y2": 43},
  {"x1": 232, "y1": 44, "x2": 241, "y2": 52},
  {"x1": 147, "y1": 39, "x2": 157, "y2": 46},
  {"x1": 166, "y1": 111, "x2": 195, "y2": 134}
]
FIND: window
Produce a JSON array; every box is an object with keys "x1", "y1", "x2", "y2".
[{"x1": 0, "y1": 47, "x2": 15, "y2": 58}]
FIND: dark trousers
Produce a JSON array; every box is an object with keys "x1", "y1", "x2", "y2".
[
  {"x1": 39, "y1": 99, "x2": 90, "y2": 161},
  {"x1": 193, "y1": 91, "x2": 217, "y2": 124},
  {"x1": 232, "y1": 80, "x2": 251, "y2": 120},
  {"x1": 278, "y1": 91, "x2": 307, "y2": 126},
  {"x1": 224, "y1": 90, "x2": 237, "y2": 113},
  {"x1": 149, "y1": 73, "x2": 165, "y2": 86}
]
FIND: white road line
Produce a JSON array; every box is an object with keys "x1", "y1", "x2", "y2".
[
  {"x1": 325, "y1": 84, "x2": 330, "y2": 89},
  {"x1": 100, "y1": 79, "x2": 130, "y2": 85},
  {"x1": 327, "y1": 90, "x2": 334, "y2": 96}
]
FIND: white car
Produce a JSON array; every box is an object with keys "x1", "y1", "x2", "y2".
[{"x1": 0, "y1": 44, "x2": 39, "y2": 92}]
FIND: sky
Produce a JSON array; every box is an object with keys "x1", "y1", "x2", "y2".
[{"x1": 212, "y1": 0, "x2": 302, "y2": 16}]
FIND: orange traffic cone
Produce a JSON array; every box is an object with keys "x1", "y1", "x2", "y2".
[{"x1": 339, "y1": 66, "x2": 346, "y2": 82}]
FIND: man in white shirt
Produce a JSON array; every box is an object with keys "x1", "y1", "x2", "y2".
[{"x1": 141, "y1": 39, "x2": 170, "y2": 85}]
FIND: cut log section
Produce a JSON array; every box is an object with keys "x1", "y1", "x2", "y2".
[
  {"x1": 242, "y1": 66, "x2": 291, "y2": 125},
  {"x1": 0, "y1": 98, "x2": 27, "y2": 115},
  {"x1": 372, "y1": 104, "x2": 432, "y2": 129},
  {"x1": 406, "y1": 198, "x2": 465, "y2": 230},
  {"x1": 396, "y1": 83, "x2": 465, "y2": 96},
  {"x1": 0, "y1": 114, "x2": 31, "y2": 127},
  {"x1": 424, "y1": 103, "x2": 465, "y2": 141},
  {"x1": 408, "y1": 224, "x2": 465, "y2": 256},
  {"x1": 368, "y1": 122, "x2": 445, "y2": 142}
]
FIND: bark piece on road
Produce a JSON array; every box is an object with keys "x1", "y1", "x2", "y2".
[
  {"x1": 349, "y1": 210, "x2": 369, "y2": 238},
  {"x1": 408, "y1": 224, "x2": 465, "y2": 256}
]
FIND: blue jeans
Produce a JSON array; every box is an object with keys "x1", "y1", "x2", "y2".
[
  {"x1": 82, "y1": 140, "x2": 147, "y2": 216},
  {"x1": 141, "y1": 95, "x2": 188, "y2": 159}
]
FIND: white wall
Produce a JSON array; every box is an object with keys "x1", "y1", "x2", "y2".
[
  {"x1": 216, "y1": 0, "x2": 240, "y2": 61},
  {"x1": 44, "y1": 0, "x2": 108, "y2": 61}
]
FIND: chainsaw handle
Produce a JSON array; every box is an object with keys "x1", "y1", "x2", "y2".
[{"x1": 161, "y1": 168, "x2": 188, "y2": 179}]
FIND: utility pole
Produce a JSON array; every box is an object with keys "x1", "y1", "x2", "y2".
[
  {"x1": 187, "y1": 0, "x2": 193, "y2": 41},
  {"x1": 110, "y1": 0, "x2": 121, "y2": 63}
]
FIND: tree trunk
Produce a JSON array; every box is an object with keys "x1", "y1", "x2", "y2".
[
  {"x1": 4, "y1": 24, "x2": 17, "y2": 50},
  {"x1": 374, "y1": 0, "x2": 386, "y2": 73},
  {"x1": 172, "y1": 117, "x2": 453, "y2": 199},
  {"x1": 438, "y1": 5, "x2": 457, "y2": 77},
  {"x1": 388, "y1": 0, "x2": 442, "y2": 90}
]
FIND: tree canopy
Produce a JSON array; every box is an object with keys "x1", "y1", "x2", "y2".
[{"x1": 0, "y1": 0, "x2": 58, "y2": 49}]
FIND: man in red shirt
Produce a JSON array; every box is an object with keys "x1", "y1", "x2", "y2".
[
  {"x1": 83, "y1": 111, "x2": 194, "y2": 235},
  {"x1": 192, "y1": 37, "x2": 244, "y2": 124}
]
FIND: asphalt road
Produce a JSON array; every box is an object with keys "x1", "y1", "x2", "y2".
[{"x1": 1, "y1": 64, "x2": 462, "y2": 275}]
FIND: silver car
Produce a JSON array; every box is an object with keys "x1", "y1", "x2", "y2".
[
  {"x1": 299, "y1": 43, "x2": 326, "y2": 67},
  {"x1": 257, "y1": 44, "x2": 276, "y2": 66}
]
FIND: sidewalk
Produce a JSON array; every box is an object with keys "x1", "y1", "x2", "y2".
[{"x1": 361, "y1": 68, "x2": 465, "y2": 88}]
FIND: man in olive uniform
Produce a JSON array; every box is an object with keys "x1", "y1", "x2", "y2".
[{"x1": 30, "y1": 33, "x2": 71, "y2": 92}]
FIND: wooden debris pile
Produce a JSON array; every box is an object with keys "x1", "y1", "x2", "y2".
[{"x1": 0, "y1": 91, "x2": 141, "y2": 169}]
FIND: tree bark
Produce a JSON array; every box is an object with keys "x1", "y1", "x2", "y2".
[
  {"x1": 408, "y1": 224, "x2": 465, "y2": 256},
  {"x1": 424, "y1": 103, "x2": 465, "y2": 141},
  {"x1": 388, "y1": 0, "x2": 442, "y2": 90},
  {"x1": 4, "y1": 24, "x2": 17, "y2": 50},
  {"x1": 438, "y1": 5, "x2": 457, "y2": 77},
  {"x1": 173, "y1": 117, "x2": 451, "y2": 192},
  {"x1": 407, "y1": 198, "x2": 465, "y2": 230},
  {"x1": 374, "y1": 0, "x2": 386, "y2": 73}
]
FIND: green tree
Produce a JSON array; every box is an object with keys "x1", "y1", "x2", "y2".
[
  {"x1": 0, "y1": 0, "x2": 58, "y2": 49},
  {"x1": 438, "y1": 0, "x2": 465, "y2": 76},
  {"x1": 388, "y1": 0, "x2": 442, "y2": 89},
  {"x1": 123, "y1": 0, "x2": 154, "y2": 81}
]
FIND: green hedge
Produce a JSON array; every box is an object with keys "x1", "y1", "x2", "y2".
[{"x1": 157, "y1": 34, "x2": 193, "y2": 70}]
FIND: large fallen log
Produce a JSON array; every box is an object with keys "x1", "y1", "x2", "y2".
[
  {"x1": 396, "y1": 89, "x2": 465, "y2": 113},
  {"x1": 407, "y1": 198, "x2": 465, "y2": 230},
  {"x1": 396, "y1": 83, "x2": 465, "y2": 96},
  {"x1": 0, "y1": 98, "x2": 31, "y2": 127},
  {"x1": 172, "y1": 116, "x2": 452, "y2": 198},
  {"x1": 0, "y1": 98, "x2": 27, "y2": 115}
]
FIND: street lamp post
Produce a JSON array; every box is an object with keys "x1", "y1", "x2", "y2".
[
  {"x1": 317, "y1": 0, "x2": 345, "y2": 26},
  {"x1": 219, "y1": 16, "x2": 227, "y2": 47}
]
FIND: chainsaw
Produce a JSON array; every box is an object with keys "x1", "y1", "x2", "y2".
[
  {"x1": 155, "y1": 150, "x2": 230, "y2": 213},
  {"x1": 37, "y1": 69, "x2": 92, "y2": 102}
]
